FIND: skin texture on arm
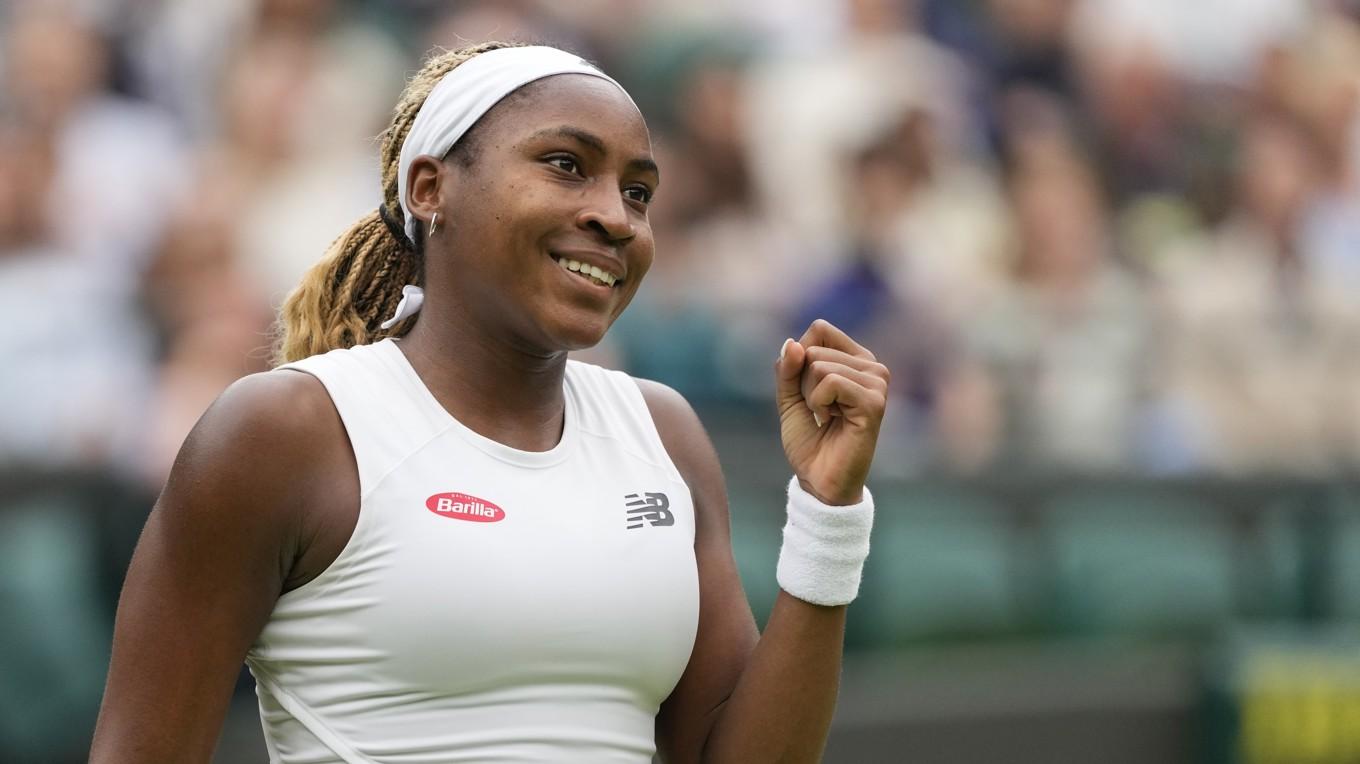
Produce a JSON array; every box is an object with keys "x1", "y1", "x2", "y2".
[
  {"x1": 89, "y1": 370, "x2": 357, "y2": 763},
  {"x1": 645, "y1": 319, "x2": 889, "y2": 764}
]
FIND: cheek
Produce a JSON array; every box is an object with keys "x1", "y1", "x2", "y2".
[
  {"x1": 636, "y1": 232, "x2": 655, "y2": 265},
  {"x1": 628, "y1": 232, "x2": 656, "y2": 283},
  {"x1": 614, "y1": 235, "x2": 655, "y2": 310}
]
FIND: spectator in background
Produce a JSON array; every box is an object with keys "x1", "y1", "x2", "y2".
[
  {"x1": 210, "y1": 5, "x2": 405, "y2": 304},
  {"x1": 1065, "y1": 0, "x2": 1311, "y2": 206},
  {"x1": 790, "y1": 103, "x2": 1011, "y2": 474},
  {"x1": 1152, "y1": 112, "x2": 1360, "y2": 474},
  {"x1": 132, "y1": 0, "x2": 407, "y2": 142},
  {"x1": 4, "y1": 4, "x2": 184, "y2": 279},
  {"x1": 609, "y1": 32, "x2": 806, "y2": 400},
  {"x1": 940, "y1": 126, "x2": 1150, "y2": 473},
  {"x1": 924, "y1": 0, "x2": 1083, "y2": 153},
  {"x1": 5, "y1": 0, "x2": 1359, "y2": 489},
  {"x1": 0, "y1": 3, "x2": 181, "y2": 475},
  {"x1": 136, "y1": 2, "x2": 407, "y2": 485},
  {"x1": 0, "y1": 9, "x2": 171, "y2": 753},
  {"x1": 1266, "y1": 11, "x2": 1360, "y2": 283},
  {"x1": 745, "y1": 0, "x2": 977, "y2": 258}
]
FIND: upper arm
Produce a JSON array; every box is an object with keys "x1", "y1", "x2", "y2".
[
  {"x1": 91, "y1": 370, "x2": 348, "y2": 763},
  {"x1": 637, "y1": 379, "x2": 760, "y2": 764}
]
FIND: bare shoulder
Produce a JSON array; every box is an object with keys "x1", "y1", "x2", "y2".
[
  {"x1": 171, "y1": 368, "x2": 342, "y2": 498},
  {"x1": 159, "y1": 366, "x2": 354, "y2": 577},
  {"x1": 188, "y1": 367, "x2": 336, "y2": 453},
  {"x1": 633, "y1": 377, "x2": 698, "y2": 437}
]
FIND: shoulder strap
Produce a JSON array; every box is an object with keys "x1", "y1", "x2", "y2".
[
  {"x1": 565, "y1": 361, "x2": 685, "y2": 484},
  {"x1": 277, "y1": 341, "x2": 446, "y2": 497}
]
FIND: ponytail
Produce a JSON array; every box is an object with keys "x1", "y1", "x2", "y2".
[
  {"x1": 273, "y1": 208, "x2": 421, "y2": 363},
  {"x1": 273, "y1": 40, "x2": 520, "y2": 365}
]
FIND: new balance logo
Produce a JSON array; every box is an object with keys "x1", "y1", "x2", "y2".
[{"x1": 625, "y1": 492, "x2": 673, "y2": 529}]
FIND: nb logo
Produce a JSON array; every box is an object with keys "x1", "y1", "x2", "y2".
[{"x1": 625, "y1": 492, "x2": 673, "y2": 529}]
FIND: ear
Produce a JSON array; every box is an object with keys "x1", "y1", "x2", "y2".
[{"x1": 406, "y1": 155, "x2": 452, "y2": 225}]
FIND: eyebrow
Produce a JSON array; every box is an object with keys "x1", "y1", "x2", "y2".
[{"x1": 529, "y1": 126, "x2": 660, "y2": 180}]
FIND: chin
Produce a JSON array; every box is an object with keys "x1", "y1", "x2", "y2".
[
  {"x1": 554, "y1": 325, "x2": 611, "y2": 352},
  {"x1": 521, "y1": 311, "x2": 608, "y2": 353},
  {"x1": 535, "y1": 302, "x2": 629, "y2": 353}
]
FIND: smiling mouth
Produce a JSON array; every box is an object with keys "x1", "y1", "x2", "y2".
[{"x1": 551, "y1": 255, "x2": 620, "y2": 288}]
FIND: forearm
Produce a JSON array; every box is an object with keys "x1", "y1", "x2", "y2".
[{"x1": 701, "y1": 591, "x2": 847, "y2": 763}]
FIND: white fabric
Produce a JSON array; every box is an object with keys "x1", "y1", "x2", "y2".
[
  {"x1": 396, "y1": 45, "x2": 635, "y2": 241},
  {"x1": 253, "y1": 339, "x2": 699, "y2": 762},
  {"x1": 378, "y1": 284, "x2": 424, "y2": 329},
  {"x1": 776, "y1": 476, "x2": 874, "y2": 606}
]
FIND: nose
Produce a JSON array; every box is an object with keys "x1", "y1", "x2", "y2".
[{"x1": 575, "y1": 184, "x2": 635, "y2": 244}]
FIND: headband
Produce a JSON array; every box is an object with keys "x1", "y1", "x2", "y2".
[{"x1": 396, "y1": 45, "x2": 637, "y2": 241}]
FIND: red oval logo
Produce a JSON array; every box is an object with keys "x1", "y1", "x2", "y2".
[{"x1": 425, "y1": 492, "x2": 505, "y2": 523}]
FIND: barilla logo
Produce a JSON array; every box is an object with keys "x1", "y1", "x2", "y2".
[{"x1": 425, "y1": 492, "x2": 505, "y2": 523}]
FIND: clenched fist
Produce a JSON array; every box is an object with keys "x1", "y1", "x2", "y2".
[{"x1": 774, "y1": 319, "x2": 890, "y2": 506}]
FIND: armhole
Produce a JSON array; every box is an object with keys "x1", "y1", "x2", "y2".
[
  {"x1": 626, "y1": 376, "x2": 705, "y2": 547},
  {"x1": 269, "y1": 365, "x2": 368, "y2": 601},
  {"x1": 620, "y1": 374, "x2": 689, "y2": 487}
]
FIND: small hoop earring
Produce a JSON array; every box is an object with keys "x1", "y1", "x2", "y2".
[{"x1": 428, "y1": 212, "x2": 439, "y2": 238}]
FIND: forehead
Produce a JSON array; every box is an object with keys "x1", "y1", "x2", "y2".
[{"x1": 484, "y1": 73, "x2": 652, "y2": 155}]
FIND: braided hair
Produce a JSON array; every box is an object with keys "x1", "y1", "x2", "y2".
[{"x1": 273, "y1": 41, "x2": 521, "y2": 364}]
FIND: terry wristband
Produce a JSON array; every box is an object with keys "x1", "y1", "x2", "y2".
[{"x1": 775, "y1": 476, "x2": 874, "y2": 607}]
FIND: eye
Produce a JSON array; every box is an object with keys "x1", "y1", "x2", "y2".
[
  {"x1": 624, "y1": 185, "x2": 654, "y2": 205},
  {"x1": 545, "y1": 154, "x2": 582, "y2": 175}
]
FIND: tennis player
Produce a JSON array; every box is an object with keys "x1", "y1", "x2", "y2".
[{"x1": 91, "y1": 42, "x2": 889, "y2": 763}]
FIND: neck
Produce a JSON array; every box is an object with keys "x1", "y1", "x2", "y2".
[{"x1": 397, "y1": 310, "x2": 569, "y2": 453}]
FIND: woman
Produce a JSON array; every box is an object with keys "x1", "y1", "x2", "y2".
[{"x1": 91, "y1": 42, "x2": 889, "y2": 763}]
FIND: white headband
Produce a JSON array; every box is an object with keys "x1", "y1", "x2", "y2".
[{"x1": 395, "y1": 45, "x2": 636, "y2": 241}]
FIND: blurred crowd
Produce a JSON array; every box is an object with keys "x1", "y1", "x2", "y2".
[{"x1": 3, "y1": 0, "x2": 1360, "y2": 484}]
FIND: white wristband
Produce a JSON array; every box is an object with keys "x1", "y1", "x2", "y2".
[{"x1": 775, "y1": 476, "x2": 874, "y2": 607}]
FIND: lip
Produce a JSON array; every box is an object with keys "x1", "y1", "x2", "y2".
[{"x1": 549, "y1": 249, "x2": 626, "y2": 284}]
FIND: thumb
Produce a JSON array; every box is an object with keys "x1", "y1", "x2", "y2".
[{"x1": 774, "y1": 338, "x2": 807, "y2": 409}]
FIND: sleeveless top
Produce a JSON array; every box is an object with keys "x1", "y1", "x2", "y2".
[{"x1": 246, "y1": 339, "x2": 700, "y2": 763}]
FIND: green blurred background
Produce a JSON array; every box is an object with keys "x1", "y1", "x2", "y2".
[{"x1": 3, "y1": 0, "x2": 1360, "y2": 761}]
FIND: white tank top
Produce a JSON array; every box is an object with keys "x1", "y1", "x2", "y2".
[{"x1": 246, "y1": 339, "x2": 700, "y2": 763}]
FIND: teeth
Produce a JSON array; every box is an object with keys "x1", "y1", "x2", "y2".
[{"x1": 554, "y1": 257, "x2": 618, "y2": 287}]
